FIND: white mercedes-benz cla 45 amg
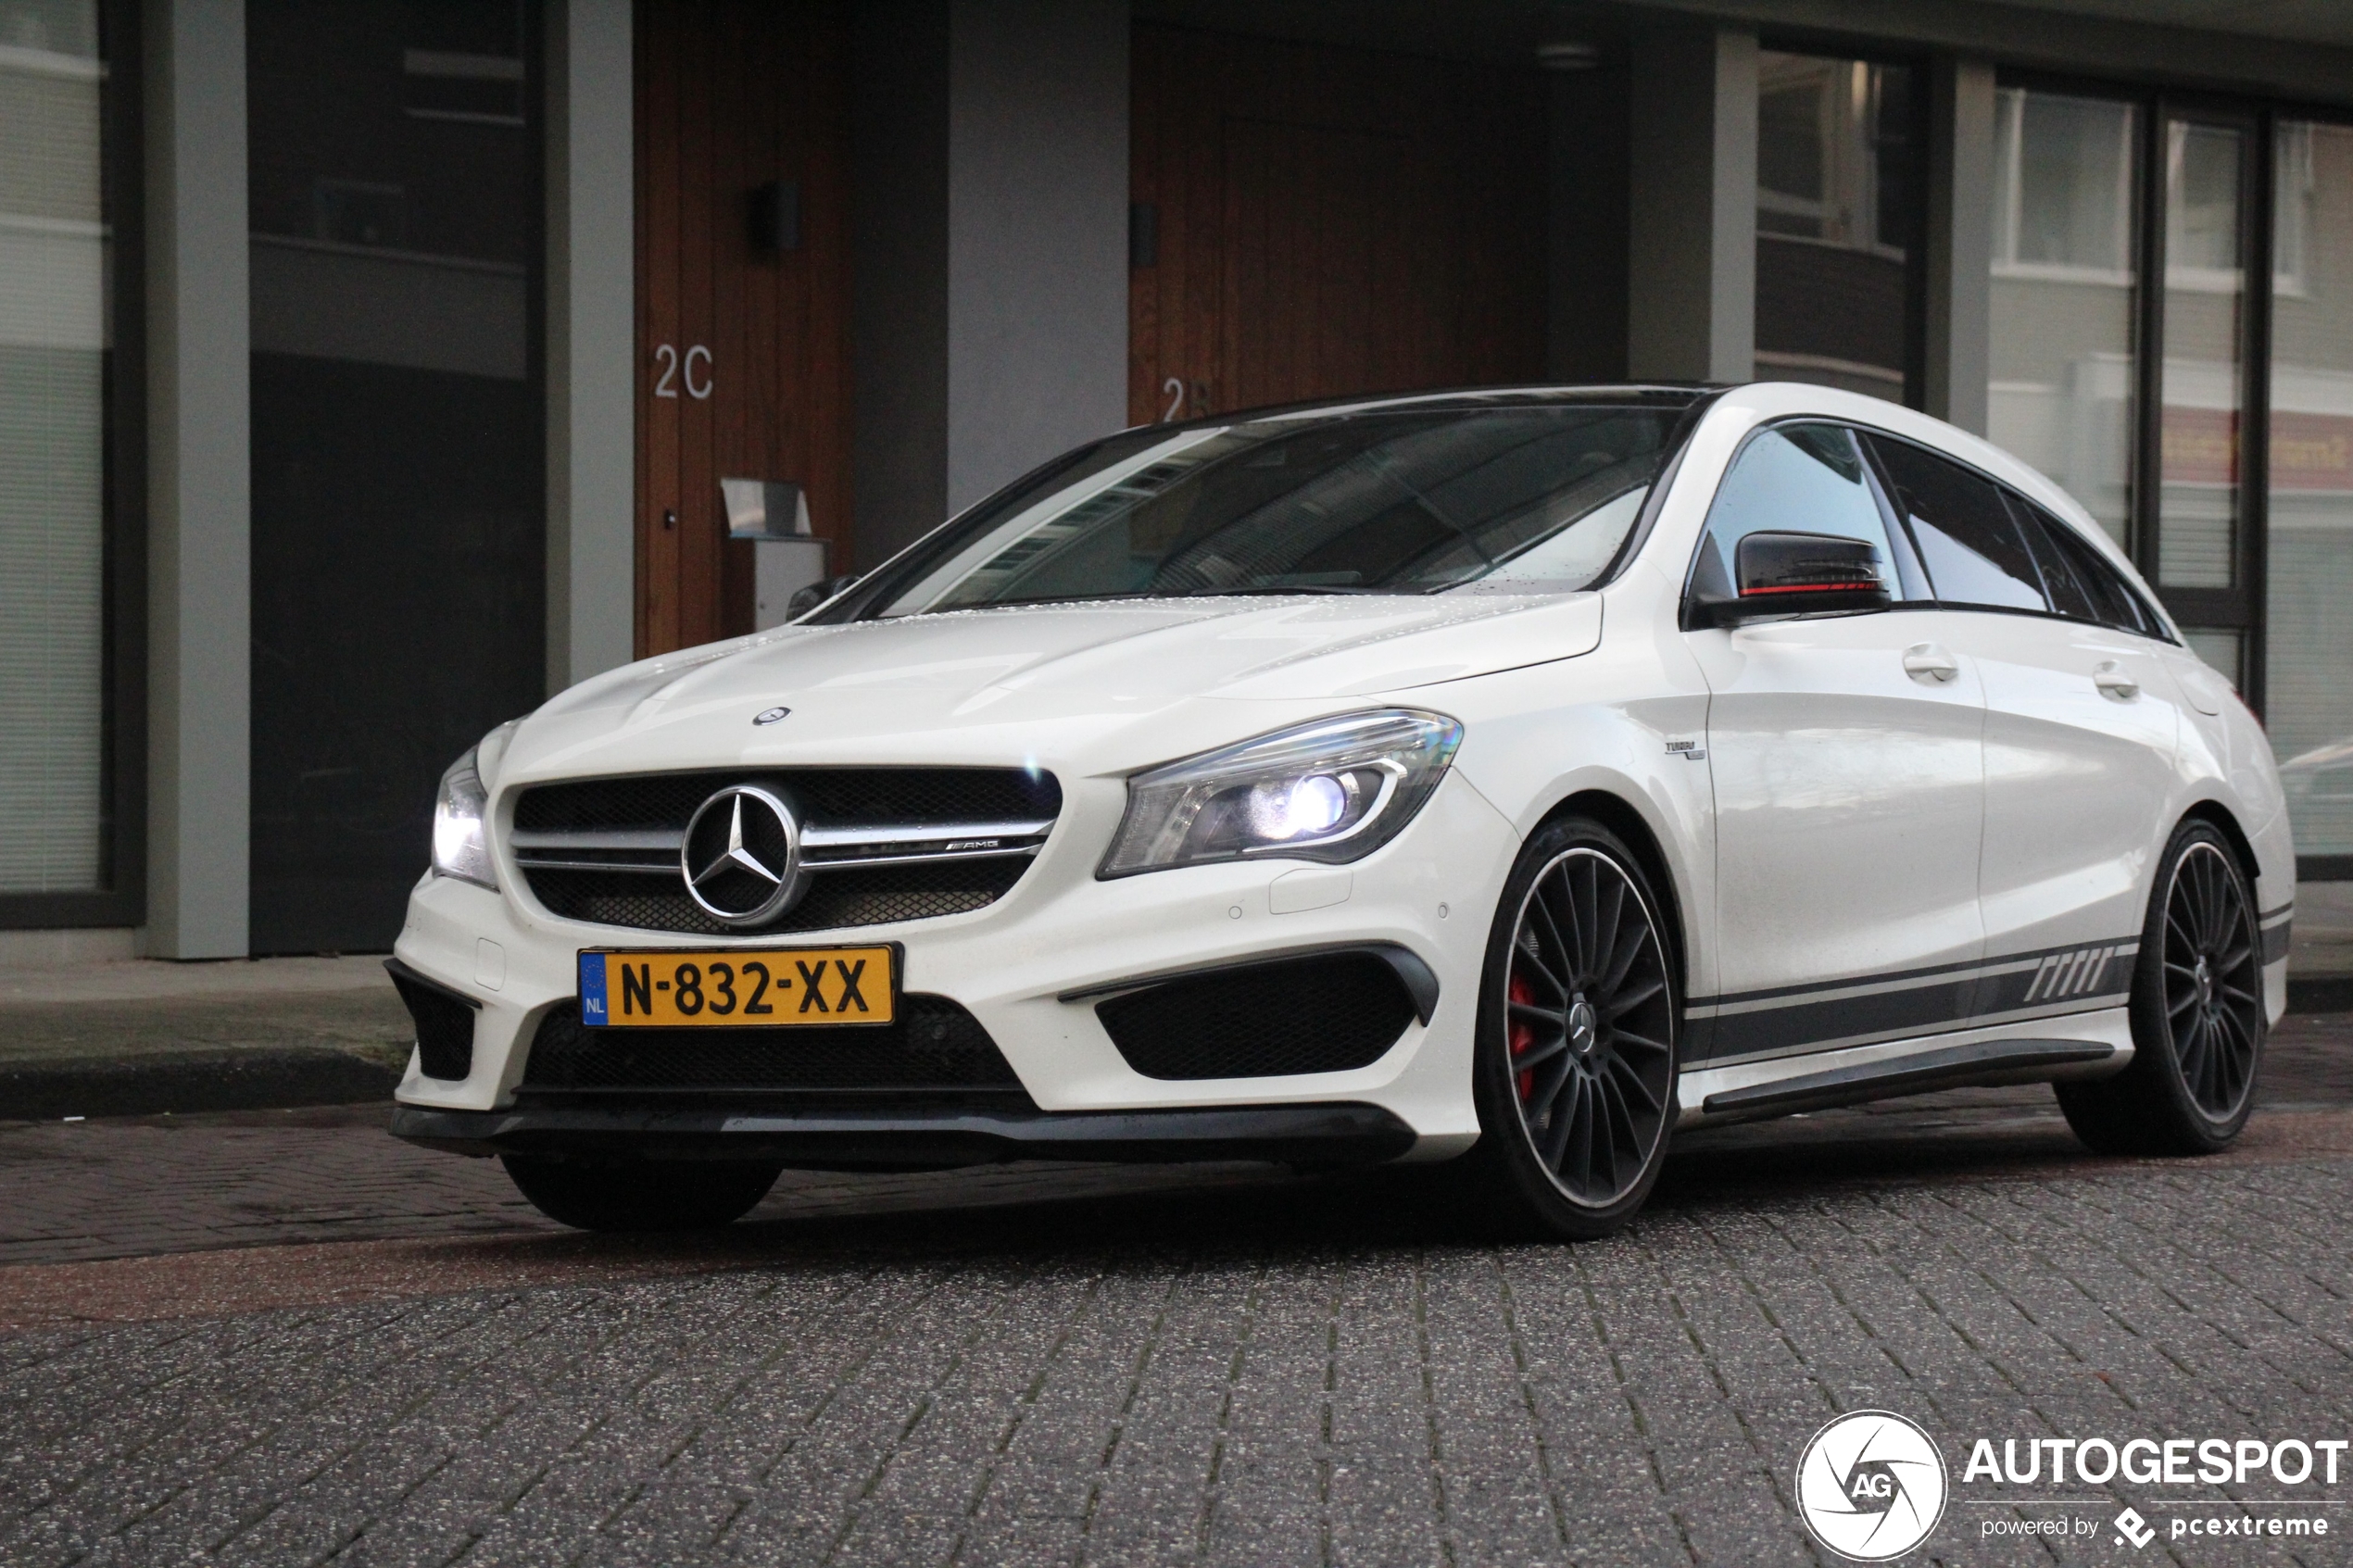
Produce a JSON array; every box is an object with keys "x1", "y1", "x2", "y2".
[{"x1": 388, "y1": 382, "x2": 2293, "y2": 1238}]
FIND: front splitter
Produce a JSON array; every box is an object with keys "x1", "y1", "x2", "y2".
[{"x1": 390, "y1": 1098, "x2": 1419, "y2": 1171}]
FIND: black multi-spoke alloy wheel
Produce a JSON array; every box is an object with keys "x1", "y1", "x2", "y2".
[
  {"x1": 1463, "y1": 817, "x2": 1680, "y2": 1239},
  {"x1": 2056, "y1": 820, "x2": 2264, "y2": 1156},
  {"x1": 501, "y1": 1156, "x2": 784, "y2": 1232}
]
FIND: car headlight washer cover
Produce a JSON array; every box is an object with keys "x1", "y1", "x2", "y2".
[
  {"x1": 1101, "y1": 709, "x2": 1463, "y2": 876},
  {"x1": 432, "y1": 744, "x2": 497, "y2": 889}
]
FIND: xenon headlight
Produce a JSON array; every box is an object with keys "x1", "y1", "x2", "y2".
[
  {"x1": 1101, "y1": 709, "x2": 1462, "y2": 877},
  {"x1": 431, "y1": 744, "x2": 497, "y2": 890}
]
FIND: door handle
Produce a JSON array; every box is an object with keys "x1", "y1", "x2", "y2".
[
  {"x1": 1902, "y1": 644, "x2": 1959, "y2": 684},
  {"x1": 2094, "y1": 660, "x2": 2140, "y2": 700}
]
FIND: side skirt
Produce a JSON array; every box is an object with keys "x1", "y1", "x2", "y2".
[{"x1": 1673, "y1": 1009, "x2": 2133, "y2": 1129}]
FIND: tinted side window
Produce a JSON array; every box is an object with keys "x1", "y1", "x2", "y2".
[
  {"x1": 2012, "y1": 500, "x2": 2102, "y2": 622},
  {"x1": 2008, "y1": 494, "x2": 2155, "y2": 635},
  {"x1": 1691, "y1": 424, "x2": 1910, "y2": 605},
  {"x1": 1866, "y1": 435, "x2": 2050, "y2": 612}
]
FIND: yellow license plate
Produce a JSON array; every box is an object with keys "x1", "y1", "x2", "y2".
[{"x1": 577, "y1": 946, "x2": 897, "y2": 1027}]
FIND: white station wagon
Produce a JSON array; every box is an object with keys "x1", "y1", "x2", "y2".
[{"x1": 387, "y1": 383, "x2": 2293, "y2": 1239}]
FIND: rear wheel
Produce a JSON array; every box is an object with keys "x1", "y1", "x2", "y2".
[
  {"x1": 2055, "y1": 820, "x2": 2263, "y2": 1156},
  {"x1": 1461, "y1": 816, "x2": 1680, "y2": 1239},
  {"x1": 501, "y1": 1156, "x2": 783, "y2": 1232}
]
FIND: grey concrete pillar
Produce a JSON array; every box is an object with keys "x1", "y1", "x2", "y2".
[
  {"x1": 1626, "y1": 21, "x2": 1756, "y2": 385},
  {"x1": 853, "y1": 0, "x2": 1128, "y2": 563},
  {"x1": 144, "y1": 0, "x2": 250, "y2": 959},
  {"x1": 545, "y1": 0, "x2": 636, "y2": 688},
  {"x1": 1925, "y1": 56, "x2": 1997, "y2": 435}
]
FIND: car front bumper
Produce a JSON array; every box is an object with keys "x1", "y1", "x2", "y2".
[{"x1": 386, "y1": 769, "x2": 1521, "y2": 1160}]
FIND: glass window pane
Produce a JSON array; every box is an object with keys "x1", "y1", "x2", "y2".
[
  {"x1": 2157, "y1": 119, "x2": 2247, "y2": 589},
  {"x1": 1868, "y1": 435, "x2": 2050, "y2": 611},
  {"x1": 1691, "y1": 425, "x2": 1907, "y2": 602},
  {"x1": 2016, "y1": 508, "x2": 2100, "y2": 621},
  {"x1": 2014, "y1": 495, "x2": 2153, "y2": 633},
  {"x1": 1754, "y1": 52, "x2": 1916, "y2": 404},
  {"x1": 877, "y1": 407, "x2": 1680, "y2": 615},
  {"x1": 2270, "y1": 119, "x2": 2353, "y2": 858},
  {"x1": 247, "y1": 0, "x2": 544, "y2": 951},
  {"x1": 0, "y1": 0, "x2": 105, "y2": 893},
  {"x1": 1989, "y1": 88, "x2": 2138, "y2": 546}
]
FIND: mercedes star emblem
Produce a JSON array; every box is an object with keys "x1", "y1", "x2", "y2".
[
  {"x1": 680, "y1": 784, "x2": 807, "y2": 925},
  {"x1": 753, "y1": 706, "x2": 790, "y2": 725}
]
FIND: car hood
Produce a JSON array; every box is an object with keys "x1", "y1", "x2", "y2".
[{"x1": 497, "y1": 593, "x2": 1601, "y2": 785}]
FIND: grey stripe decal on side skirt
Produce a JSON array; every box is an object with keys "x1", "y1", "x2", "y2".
[{"x1": 1692, "y1": 938, "x2": 2138, "y2": 1065}]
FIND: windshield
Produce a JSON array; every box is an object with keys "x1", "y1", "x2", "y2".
[{"x1": 865, "y1": 404, "x2": 1683, "y2": 617}]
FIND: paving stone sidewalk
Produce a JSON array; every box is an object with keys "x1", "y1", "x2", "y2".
[
  {"x1": 3, "y1": 1126, "x2": 2351, "y2": 1565},
  {"x1": 0, "y1": 1015, "x2": 2346, "y2": 1565},
  {"x1": 0, "y1": 957, "x2": 409, "y2": 1118},
  {"x1": 1, "y1": 1011, "x2": 2345, "y2": 1271}
]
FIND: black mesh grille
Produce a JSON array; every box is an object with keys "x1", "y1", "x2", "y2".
[
  {"x1": 520, "y1": 996, "x2": 1030, "y2": 1096},
  {"x1": 1097, "y1": 953, "x2": 1416, "y2": 1080},
  {"x1": 514, "y1": 768, "x2": 1062, "y2": 833},
  {"x1": 511, "y1": 768, "x2": 1060, "y2": 935},
  {"x1": 388, "y1": 968, "x2": 477, "y2": 1081},
  {"x1": 522, "y1": 857, "x2": 1029, "y2": 936}
]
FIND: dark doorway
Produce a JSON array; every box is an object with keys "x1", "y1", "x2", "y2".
[{"x1": 245, "y1": 0, "x2": 545, "y2": 953}]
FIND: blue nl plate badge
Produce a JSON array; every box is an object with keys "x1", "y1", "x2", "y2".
[{"x1": 578, "y1": 952, "x2": 610, "y2": 1023}]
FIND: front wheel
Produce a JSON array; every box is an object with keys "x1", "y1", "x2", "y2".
[
  {"x1": 1459, "y1": 816, "x2": 1680, "y2": 1240},
  {"x1": 2055, "y1": 820, "x2": 2264, "y2": 1156},
  {"x1": 501, "y1": 1156, "x2": 783, "y2": 1232}
]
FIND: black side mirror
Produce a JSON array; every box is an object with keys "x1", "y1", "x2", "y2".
[
  {"x1": 1701, "y1": 532, "x2": 1890, "y2": 627},
  {"x1": 786, "y1": 572, "x2": 862, "y2": 621}
]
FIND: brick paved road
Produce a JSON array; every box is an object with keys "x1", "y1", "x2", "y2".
[{"x1": 0, "y1": 1015, "x2": 2348, "y2": 1566}]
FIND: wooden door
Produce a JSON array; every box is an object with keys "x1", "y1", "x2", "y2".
[
  {"x1": 636, "y1": 0, "x2": 851, "y2": 657},
  {"x1": 1130, "y1": 26, "x2": 1547, "y2": 426}
]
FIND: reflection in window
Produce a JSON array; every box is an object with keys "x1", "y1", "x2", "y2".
[
  {"x1": 1988, "y1": 88, "x2": 2138, "y2": 546},
  {"x1": 2269, "y1": 120, "x2": 2353, "y2": 858},
  {"x1": 1692, "y1": 425, "x2": 1909, "y2": 604},
  {"x1": 2275, "y1": 121, "x2": 2313, "y2": 295},
  {"x1": 0, "y1": 0, "x2": 105, "y2": 892},
  {"x1": 1994, "y1": 90, "x2": 2134, "y2": 278},
  {"x1": 246, "y1": 0, "x2": 545, "y2": 951},
  {"x1": 875, "y1": 407, "x2": 1679, "y2": 615},
  {"x1": 1869, "y1": 434, "x2": 2048, "y2": 612},
  {"x1": 1753, "y1": 52, "x2": 1916, "y2": 404},
  {"x1": 2156, "y1": 118, "x2": 2246, "y2": 591}
]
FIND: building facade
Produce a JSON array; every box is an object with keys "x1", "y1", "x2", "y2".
[{"x1": 6, "y1": 0, "x2": 2353, "y2": 960}]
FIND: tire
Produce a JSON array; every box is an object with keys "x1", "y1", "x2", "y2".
[
  {"x1": 500, "y1": 1156, "x2": 783, "y2": 1232},
  {"x1": 2055, "y1": 820, "x2": 2264, "y2": 1157},
  {"x1": 1458, "y1": 815, "x2": 1680, "y2": 1240}
]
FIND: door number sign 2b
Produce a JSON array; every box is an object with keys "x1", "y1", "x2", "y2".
[{"x1": 654, "y1": 343, "x2": 712, "y2": 399}]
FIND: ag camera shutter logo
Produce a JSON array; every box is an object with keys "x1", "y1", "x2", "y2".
[{"x1": 1796, "y1": 1411, "x2": 1949, "y2": 1561}]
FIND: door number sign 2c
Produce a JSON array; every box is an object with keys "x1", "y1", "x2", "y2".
[{"x1": 654, "y1": 343, "x2": 712, "y2": 400}]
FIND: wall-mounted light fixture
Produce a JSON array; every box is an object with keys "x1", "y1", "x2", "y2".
[
  {"x1": 1129, "y1": 201, "x2": 1158, "y2": 270},
  {"x1": 749, "y1": 179, "x2": 801, "y2": 252},
  {"x1": 1537, "y1": 41, "x2": 1601, "y2": 71}
]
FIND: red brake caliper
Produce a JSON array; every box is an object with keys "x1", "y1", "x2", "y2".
[{"x1": 1508, "y1": 972, "x2": 1535, "y2": 1102}]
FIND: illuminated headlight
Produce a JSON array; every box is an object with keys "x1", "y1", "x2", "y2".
[
  {"x1": 1101, "y1": 709, "x2": 1462, "y2": 876},
  {"x1": 431, "y1": 746, "x2": 497, "y2": 889}
]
